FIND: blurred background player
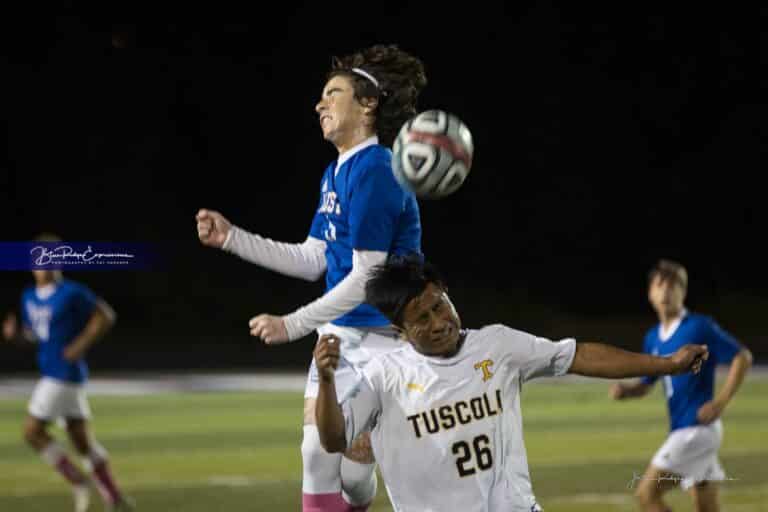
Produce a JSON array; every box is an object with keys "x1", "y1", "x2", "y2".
[
  {"x1": 196, "y1": 44, "x2": 427, "y2": 511},
  {"x1": 611, "y1": 259, "x2": 753, "y2": 512},
  {"x1": 1, "y1": 234, "x2": 133, "y2": 512},
  {"x1": 312, "y1": 258, "x2": 709, "y2": 511}
]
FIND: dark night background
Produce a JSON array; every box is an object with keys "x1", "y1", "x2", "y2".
[{"x1": 2, "y1": 4, "x2": 766, "y2": 374}]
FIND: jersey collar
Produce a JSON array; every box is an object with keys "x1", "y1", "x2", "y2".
[
  {"x1": 659, "y1": 308, "x2": 688, "y2": 342},
  {"x1": 335, "y1": 135, "x2": 379, "y2": 176}
]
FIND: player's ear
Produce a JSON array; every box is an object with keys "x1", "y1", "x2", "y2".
[
  {"x1": 360, "y1": 97, "x2": 378, "y2": 115},
  {"x1": 393, "y1": 324, "x2": 407, "y2": 340}
]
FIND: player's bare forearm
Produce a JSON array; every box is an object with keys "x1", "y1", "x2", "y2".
[
  {"x1": 612, "y1": 380, "x2": 652, "y2": 399},
  {"x1": 69, "y1": 306, "x2": 115, "y2": 353},
  {"x1": 315, "y1": 377, "x2": 347, "y2": 453},
  {"x1": 570, "y1": 342, "x2": 707, "y2": 378},
  {"x1": 715, "y1": 349, "x2": 752, "y2": 406}
]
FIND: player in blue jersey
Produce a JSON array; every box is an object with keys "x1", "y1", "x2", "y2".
[
  {"x1": 611, "y1": 260, "x2": 753, "y2": 512},
  {"x1": 2, "y1": 234, "x2": 132, "y2": 512},
  {"x1": 196, "y1": 44, "x2": 427, "y2": 511}
]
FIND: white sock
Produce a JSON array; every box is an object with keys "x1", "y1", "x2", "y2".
[
  {"x1": 41, "y1": 442, "x2": 66, "y2": 466},
  {"x1": 301, "y1": 425, "x2": 342, "y2": 494},
  {"x1": 81, "y1": 441, "x2": 109, "y2": 472}
]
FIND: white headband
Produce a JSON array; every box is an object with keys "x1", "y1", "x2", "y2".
[{"x1": 351, "y1": 67, "x2": 380, "y2": 88}]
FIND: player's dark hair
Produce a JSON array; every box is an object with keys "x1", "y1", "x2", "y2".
[
  {"x1": 648, "y1": 259, "x2": 688, "y2": 290},
  {"x1": 365, "y1": 255, "x2": 445, "y2": 328},
  {"x1": 328, "y1": 44, "x2": 427, "y2": 147}
]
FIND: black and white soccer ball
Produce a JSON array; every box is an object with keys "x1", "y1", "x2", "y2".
[{"x1": 392, "y1": 110, "x2": 474, "y2": 199}]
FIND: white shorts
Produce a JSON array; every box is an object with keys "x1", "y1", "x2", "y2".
[
  {"x1": 305, "y1": 323, "x2": 402, "y2": 399},
  {"x1": 651, "y1": 420, "x2": 725, "y2": 490},
  {"x1": 28, "y1": 377, "x2": 92, "y2": 421}
]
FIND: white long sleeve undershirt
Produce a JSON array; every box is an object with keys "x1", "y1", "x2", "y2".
[
  {"x1": 283, "y1": 249, "x2": 388, "y2": 341},
  {"x1": 222, "y1": 225, "x2": 327, "y2": 282},
  {"x1": 222, "y1": 224, "x2": 388, "y2": 341}
]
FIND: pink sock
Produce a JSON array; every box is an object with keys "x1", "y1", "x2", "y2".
[
  {"x1": 40, "y1": 442, "x2": 86, "y2": 486},
  {"x1": 92, "y1": 459, "x2": 123, "y2": 504},
  {"x1": 303, "y1": 492, "x2": 348, "y2": 512}
]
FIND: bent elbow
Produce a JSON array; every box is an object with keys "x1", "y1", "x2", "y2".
[
  {"x1": 740, "y1": 348, "x2": 753, "y2": 367},
  {"x1": 318, "y1": 432, "x2": 346, "y2": 453}
]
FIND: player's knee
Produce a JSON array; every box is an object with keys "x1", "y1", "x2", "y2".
[
  {"x1": 66, "y1": 421, "x2": 90, "y2": 454},
  {"x1": 301, "y1": 426, "x2": 331, "y2": 473},
  {"x1": 634, "y1": 483, "x2": 656, "y2": 506},
  {"x1": 22, "y1": 419, "x2": 44, "y2": 447}
]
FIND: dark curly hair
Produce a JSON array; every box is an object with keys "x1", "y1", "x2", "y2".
[
  {"x1": 365, "y1": 255, "x2": 445, "y2": 328},
  {"x1": 328, "y1": 44, "x2": 427, "y2": 147}
]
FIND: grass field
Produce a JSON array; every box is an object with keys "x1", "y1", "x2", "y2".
[{"x1": 0, "y1": 377, "x2": 765, "y2": 511}]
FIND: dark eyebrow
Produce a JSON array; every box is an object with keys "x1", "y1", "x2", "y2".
[{"x1": 324, "y1": 87, "x2": 342, "y2": 97}]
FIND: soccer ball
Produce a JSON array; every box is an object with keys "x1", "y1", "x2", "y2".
[{"x1": 392, "y1": 110, "x2": 474, "y2": 199}]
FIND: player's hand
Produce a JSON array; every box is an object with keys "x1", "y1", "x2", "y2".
[
  {"x1": 2, "y1": 313, "x2": 17, "y2": 341},
  {"x1": 196, "y1": 209, "x2": 232, "y2": 248},
  {"x1": 314, "y1": 334, "x2": 341, "y2": 381},
  {"x1": 249, "y1": 314, "x2": 289, "y2": 344},
  {"x1": 697, "y1": 399, "x2": 725, "y2": 424},
  {"x1": 609, "y1": 382, "x2": 627, "y2": 400},
  {"x1": 670, "y1": 344, "x2": 708, "y2": 375},
  {"x1": 63, "y1": 343, "x2": 86, "y2": 362}
]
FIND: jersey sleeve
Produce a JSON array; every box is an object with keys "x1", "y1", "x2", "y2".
[
  {"x1": 309, "y1": 180, "x2": 327, "y2": 241},
  {"x1": 496, "y1": 326, "x2": 576, "y2": 382},
  {"x1": 702, "y1": 317, "x2": 742, "y2": 365},
  {"x1": 640, "y1": 330, "x2": 659, "y2": 385},
  {"x1": 339, "y1": 362, "x2": 384, "y2": 447},
  {"x1": 73, "y1": 283, "x2": 98, "y2": 321},
  {"x1": 348, "y1": 162, "x2": 404, "y2": 251}
]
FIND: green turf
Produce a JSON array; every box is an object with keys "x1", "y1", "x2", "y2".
[{"x1": 0, "y1": 379, "x2": 765, "y2": 511}]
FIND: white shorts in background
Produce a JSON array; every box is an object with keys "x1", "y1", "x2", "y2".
[
  {"x1": 28, "y1": 377, "x2": 92, "y2": 421},
  {"x1": 651, "y1": 420, "x2": 725, "y2": 490},
  {"x1": 305, "y1": 323, "x2": 402, "y2": 399}
]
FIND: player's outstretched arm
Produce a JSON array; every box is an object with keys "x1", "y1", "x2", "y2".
[
  {"x1": 63, "y1": 300, "x2": 117, "y2": 362},
  {"x1": 569, "y1": 342, "x2": 708, "y2": 379},
  {"x1": 196, "y1": 208, "x2": 327, "y2": 281},
  {"x1": 313, "y1": 334, "x2": 347, "y2": 453}
]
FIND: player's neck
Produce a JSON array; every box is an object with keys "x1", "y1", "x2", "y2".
[
  {"x1": 658, "y1": 307, "x2": 685, "y2": 328},
  {"x1": 335, "y1": 129, "x2": 376, "y2": 155}
]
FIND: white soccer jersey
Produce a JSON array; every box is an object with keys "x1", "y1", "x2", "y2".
[{"x1": 340, "y1": 324, "x2": 576, "y2": 512}]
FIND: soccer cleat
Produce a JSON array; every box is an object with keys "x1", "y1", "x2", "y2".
[
  {"x1": 107, "y1": 497, "x2": 136, "y2": 511},
  {"x1": 72, "y1": 483, "x2": 91, "y2": 512}
]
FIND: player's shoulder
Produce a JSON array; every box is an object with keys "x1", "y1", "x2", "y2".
[
  {"x1": 680, "y1": 312, "x2": 717, "y2": 335},
  {"x1": 474, "y1": 323, "x2": 530, "y2": 342},
  {"x1": 59, "y1": 279, "x2": 95, "y2": 299},
  {"x1": 349, "y1": 145, "x2": 393, "y2": 176},
  {"x1": 465, "y1": 324, "x2": 534, "y2": 353},
  {"x1": 373, "y1": 344, "x2": 413, "y2": 369},
  {"x1": 21, "y1": 284, "x2": 36, "y2": 301}
]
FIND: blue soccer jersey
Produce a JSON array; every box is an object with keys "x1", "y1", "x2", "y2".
[
  {"x1": 309, "y1": 143, "x2": 422, "y2": 327},
  {"x1": 641, "y1": 313, "x2": 742, "y2": 431},
  {"x1": 20, "y1": 279, "x2": 98, "y2": 383}
]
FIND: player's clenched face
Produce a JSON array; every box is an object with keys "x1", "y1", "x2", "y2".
[
  {"x1": 648, "y1": 274, "x2": 685, "y2": 317},
  {"x1": 399, "y1": 283, "x2": 462, "y2": 357},
  {"x1": 315, "y1": 75, "x2": 375, "y2": 152}
]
